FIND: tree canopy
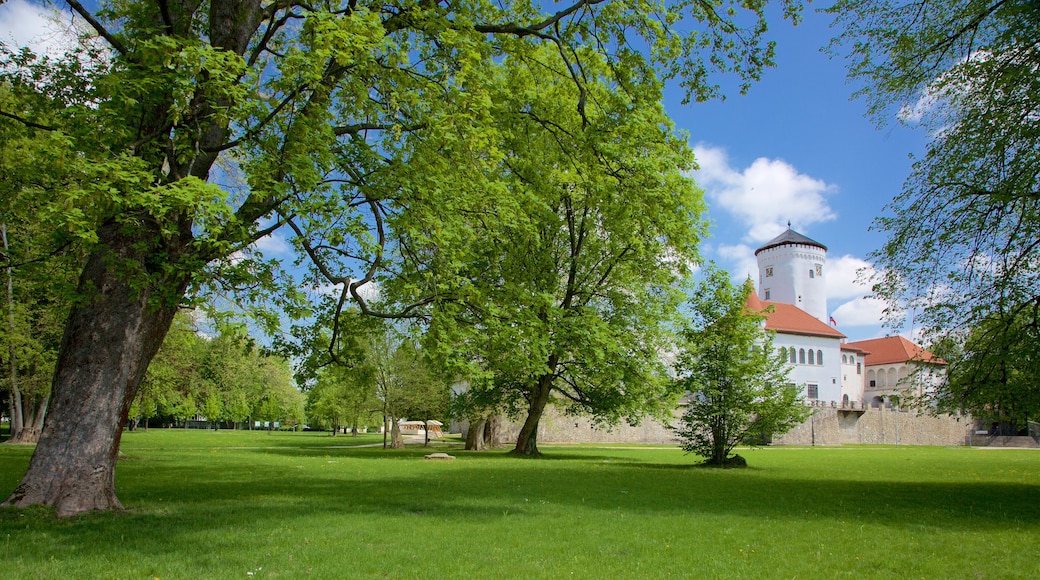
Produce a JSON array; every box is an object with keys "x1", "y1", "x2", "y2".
[
  {"x1": 408, "y1": 44, "x2": 703, "y2": 456},
  {"x1": 830, "y1": 1, "x2": 1040, "y2": 413},
  {"x1": 1, "y1": 0, "x2": 802, "y2": 515},
  {"x1": 673, "y1": 267, "x2": 805, "y2": 467}
]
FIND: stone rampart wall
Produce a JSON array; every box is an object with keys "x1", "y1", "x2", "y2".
[
  {"x1": 478, "y1": 405, "x2": 969, "y2": 447},
  {"x1": 765, "y1": 406, "x2": 968, "y2": 446}
]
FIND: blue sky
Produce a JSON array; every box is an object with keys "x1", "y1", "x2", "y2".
[
  {"x1": 665, "y1": 6, "x2": 929, "y2": 341},
  {"x1": 1, "y1": 1, "x2": 927, "y2": 341}
]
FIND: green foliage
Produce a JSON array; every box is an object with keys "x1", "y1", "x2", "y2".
[
  {"x1": 933, "y1": 311, "x2": 1040, "y2": 428},
  {"x1": 410, "y1": 45, "x2": 703, "y2": 441},
  {"x1": 674, "y1": 267, "x2": 807, "y2": 466},
  {"x1": 305, "y1": 362, "x2": 380, "y2": 432},
  {"x1": 1, "y1": 0, "x2": 806, "y2": 506},
  {"x1": 0, "y1": 0, "x2": 803, "y2": 350},
  {"x1": 135, "y1": 313, "x2": 303, "y2": 428},
  {"x1": 292, "y1": 310, "x2": 447, "y2": 435},
  {"x1": 0, "y1": 79, "x2": 85, "y2": 427},
  {"x1": 830, "y1": 1, "x2": 1040, "y2": 412}
]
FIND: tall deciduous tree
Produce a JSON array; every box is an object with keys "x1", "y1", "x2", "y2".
[
  {"x1": 133, "y1": 312, "x2": 205, "y2": 428},
  {"x1": 0, "y1": 76, "x2": 83, "y2": 444},
  {"x1": 830, "y1": 1, "x2": 1040, "y2": 410},
  {"x1": 674, "y1": 268, "x2": 806, "y2": 467},
  {"x1": 2, "y1": 0, "x2": 800, "y2": 515},
  {"x1": 416, "y1": 46, "x2": 703, "y2": 457},
  {"x1": 932, "y1": 312, "x2": 1040, "y2": 430}
]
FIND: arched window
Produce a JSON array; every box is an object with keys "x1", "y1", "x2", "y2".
[
  {"x1": 799, "y1": 349, "x2": 806, "y2": 364},
  {"x1": 789, "y1": 348, "x2": 796, "y2": 364},
  {"x1": 779, "y1": 346, "x2": 786, "y2": 360},
  {"x1": 808, "y1": 349, "x2": 815, "y2": 365},
  {"x1": 817, "y1": 350, "x2": 824, "y2": 365}
]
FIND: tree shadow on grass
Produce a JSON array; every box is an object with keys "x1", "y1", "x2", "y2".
[{"x1": 2, "y1": 445, "x2": 1039, "y2": 571}]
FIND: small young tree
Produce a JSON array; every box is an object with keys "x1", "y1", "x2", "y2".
[{"x1": 674, "y1": 267, "x2": 807, "y2": 467}]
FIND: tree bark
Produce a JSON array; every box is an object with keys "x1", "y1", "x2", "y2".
[
  {"x1": 512, "y1": 373, "x2": 554, "y2": 457},
  {"x1": 1, "y1": 222, "x2": 187, "y2": 516},
  {"x1": 465, "y1": 416, "x2": 487, "y2": 451},
  {"x1": 2, "y1": 222, "x2": 25, "y2": 442},
  {"x1": 390, "y1": 418, "x2": 403, "y2": 449},
  {"x1": 484, "y1": 415, "x2": 500, "y2": 448}
]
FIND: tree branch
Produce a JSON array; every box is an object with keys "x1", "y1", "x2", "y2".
[{"x1": 65, "y1": 0, "x2": 128, "y2": 56}]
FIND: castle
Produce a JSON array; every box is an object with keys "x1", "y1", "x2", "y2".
[
  {"x1": 749, "y1": 227, "x2": 946, "y2": 410},
  {"x1": 459, "y1": 228, "x2": 967, "y2": 447}
]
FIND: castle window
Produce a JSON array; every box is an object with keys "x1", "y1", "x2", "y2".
[
  {"x1": 808, "y1": 349, "x2": 815, "y2": 365},
  {"x1": 765, "y1": 266, "x2": 773, "y2": 277},
  {"x1": 815, "y1": 264, "x2": 822, "y2": 276},
  {"x1": 764, "y1": 289, "x2": 771, "y2": 300},
  {"x1": 809, "y1": 269, "x2": 815, "y2": 279},
  {"x1": 807, "y1": 384, "x2": 819, "y2": 400},
  {"x1": 817, "y1": 350, "x2": 824, "y2": 365},
  {"x1": 799, "y1": 349, "x2": 806, "y2": 364}
]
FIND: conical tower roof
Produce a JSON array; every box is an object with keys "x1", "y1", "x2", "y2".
[{"x1": 754, "y1": 227, "x2": 827, "y2": 256}]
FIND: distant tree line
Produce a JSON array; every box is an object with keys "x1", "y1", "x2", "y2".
[{"x1": 131, "y1": 313, "x2": 304, "y2": 431}]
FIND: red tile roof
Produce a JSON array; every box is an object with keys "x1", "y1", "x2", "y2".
[
  {"x1": 843, "y1": 336, "x2": 945, "y2": 366},
  {"x1": 746, "y1": 293, "x2": 845, "y2": 339},
  {"x1": 840, "y1": 344, "x2": 871, "y2": 355}
]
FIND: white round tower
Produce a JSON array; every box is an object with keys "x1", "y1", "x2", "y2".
[{"x1": 755, "y1": 228, "x2": 829, "y2": 323}]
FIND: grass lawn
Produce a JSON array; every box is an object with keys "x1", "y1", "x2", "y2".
[{"x1": 1, "y1": 430, "x2": 1038, "y2": 579}]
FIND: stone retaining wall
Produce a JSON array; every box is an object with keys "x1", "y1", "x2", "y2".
[
  {"x1": 772, "y1": 406, "x2": 969, "y2": 446},
  {"x1": 474, "y1": 405, "x2": 969, "y2": 447}
]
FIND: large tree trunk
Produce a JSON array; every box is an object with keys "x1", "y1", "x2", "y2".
[
  {"x1": 512, "y1": 373, "x2": 554, "y2": 457},
  {"x1": 484, "y1": 415, "x2": 500, "y2": 448},
  {"x1": 7, "y1": 393, "x2": 51, "y2": 444},
  {"x1": 465, "y1": 416, "x2": 487, "y2": 451},
  {"x1": 2, "y1": 221, "x2": 25, "y2": 442},
  {"x1": 1, "y1": 223, "x2": 187, "y2": 517},
  {"x1": 390, "y1": 418, "x2": 403, "y2": 449}
]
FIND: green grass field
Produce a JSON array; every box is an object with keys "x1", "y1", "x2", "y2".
[{"x1": 1, "y1": 429, "x2": 1038, "y2": 578}]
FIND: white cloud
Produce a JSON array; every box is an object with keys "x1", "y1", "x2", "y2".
[
  {"x1": 0, "y1": 1, "x2": 79, "y2": 59},
  {"x1": 831, "y1": 296, "x2": 887, "y2": 327},
  {"x1": 692, "y1": 144, "x2": 837, "y2": 244},
  {"x1": 716, "y1": 243, "x2": 757, "y2": 283},
  {"x1": 252, "y1": 233, "x2": 291, "y2": 257},
  {"x1": 826, "y1": 255, "x2": 875, "y2": 300},
  {"x1": 314, "y1": 280, "x2": 380, "y2": 303}
]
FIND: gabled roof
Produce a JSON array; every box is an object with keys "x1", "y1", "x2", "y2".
[
  {"x1": 843, "y1": 336, "x2": 945, "y2": 366},
  {"x1": 754, "y1": 228, "x2": 827, "y2": 256},
  {"x1": 840, "y1": 343, "x2": 871, "y2": 355},
  {"x1": 746, "y1": 293, "x2": 845, "y2": 339}
]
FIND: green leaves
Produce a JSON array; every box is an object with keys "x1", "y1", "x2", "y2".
[
  {"x1": 399, "y1": 44, "x2": 703, "y2": 431},
  {"x1": 674, "y1": 266, "x2": 807, "y2": 465},
  {"x1": 831, "y1": 1, "x2": 1040, "y2": 418}
]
